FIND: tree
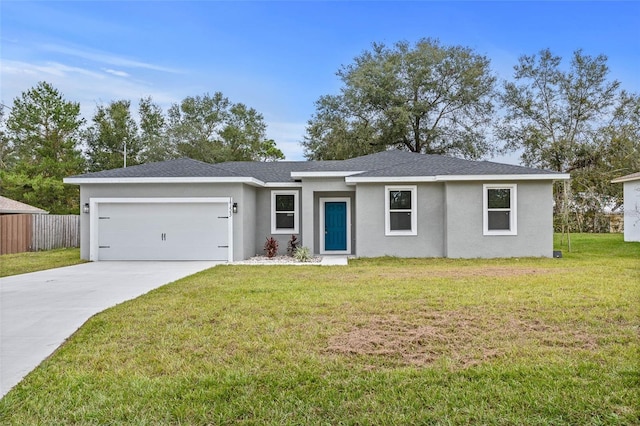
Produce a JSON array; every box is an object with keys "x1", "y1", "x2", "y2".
[
  {"x1": 304, "y1": 95, "x2": 379, "y2": 160},
  {"x1": 0, "y1": 81, "x2": 85, "y2": 214},
  {"x1": 5, "y1": 81, "x2": 85, "y2": 178},
  {"x1": 498, "y1": 49, "x2": 638, "y2": 232},
  {"x1": 138, "y1": 96, "x2": 174, "y2": 163},
  {"x1": 85, "y1": 100, "x2": 140, "y2": 171},
  {"x1": 497, "y1": 49, "x2": 620, "y2": 172},
  {"x1": 569, "y1": 91, "x2": 640, "y2": 231},
  {"x1": 303, "y1": 38, "x2": 497, "y2": 160},
  {"x1": 167, "y1": 92, "x2": 283, "y2": 163},
  {"x1": 219, "y1": 103, "x2": 283, "y2": 162},
  {"x1": 0, "y1": 106, "x2": 13, "y2": 170}
]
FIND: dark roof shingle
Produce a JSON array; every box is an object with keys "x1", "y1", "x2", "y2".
[
  {"x1": 67, "y1": 158, "x2": 243, "y2": 179},
  {"x1": 67, "y1": 151, "x2": 563, "y2": 182}
]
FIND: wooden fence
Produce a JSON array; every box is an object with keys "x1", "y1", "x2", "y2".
[
  {"x1": 0, "y1": 214, "x2": 80, "y2": 255},
  {"x1": 0, "y1": 214, "x2": 32, "y2": 255}
]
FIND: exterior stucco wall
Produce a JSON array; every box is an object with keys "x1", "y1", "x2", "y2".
[
  {"x1": 240, "y1": 185, "x2": 257, "y2": 259},
  {"x1": 622, "y1": 180, "x2": 640, "y2": 242},
  {"x1": 254, "y1": 187, "x2": 301, "y2": 257},
  {"x1": 78, "y1": 183, "x2": 252, "y2": 261},
  {"x1": 300, "y1": 178, "x2": 355, "y2": 255},
  {"x1": 76, "y1": 177, "x2": 559, "y2": 261},
  {"x1": 257, "y1": 183, "x2": 355, "y2": 256},
  {"x1": 444, "y1": 181, "x2": 554, "y2": 258},
  {"x1": 354, "y1": 183, "x2": 446, "y2": 258}
]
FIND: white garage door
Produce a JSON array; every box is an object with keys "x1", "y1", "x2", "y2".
[{"x1": 95, "y1": 201, "x2": 230, "y2": 261}]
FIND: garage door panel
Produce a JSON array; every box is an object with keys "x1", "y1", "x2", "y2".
[{"x1": 97, "y1": 202, "x2": 230, "y2": 261}]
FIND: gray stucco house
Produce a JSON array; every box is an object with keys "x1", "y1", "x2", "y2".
[{"x1": 64, "y1": 151, "x2": 569, "y2": 261}]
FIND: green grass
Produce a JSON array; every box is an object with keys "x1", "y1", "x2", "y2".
[
  {"x1": 1, "y1": 234, "x2": 638, "y2": 425},
  {"x1": 0, "y1": 248, "x2": 85, "y2": 277}
]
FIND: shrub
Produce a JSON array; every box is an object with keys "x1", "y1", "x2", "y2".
[
  {"x1": 294, "y1": 246, "x2": 311, "y2": 262},
  {"x1": 264, "y1": 237, "x2": 279, "y2": 258},
  {"x1": 287, "y1": 234, "x2": 299, "y2": 256}
]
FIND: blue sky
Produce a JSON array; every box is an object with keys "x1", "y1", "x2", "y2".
[{"x1": 1, "y1": 1, "x2": 639, "y2": 162}]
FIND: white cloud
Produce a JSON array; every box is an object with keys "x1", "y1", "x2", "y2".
[
  {"x1": 0, "y1": 59, "x2": 181, "y2": 118},
  {"x1": 1, "y1": 60, "x2": 105, "y2": 79},
  {"x1": 42, "y1": 44, "x2": 183, "y2": 74},
  {"x1": 104, "y1": 69, "x2": 130, "y2": 78}
]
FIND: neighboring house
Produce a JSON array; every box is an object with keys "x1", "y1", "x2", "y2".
[
  {"x1": 612, "y1": 172, "x2": 640, "y2": 242},
  {"x1": 0, "y1": 196, "x2": 48, "y2": 215},
  {"x1": 64, "y1": 151, "x2": 569, "y2": 261}
]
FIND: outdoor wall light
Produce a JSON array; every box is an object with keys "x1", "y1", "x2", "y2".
[
  {"x1": 232, "y1": 203, "x2": 238, "y2": 214},
  {"x1": 83, "y1": 203, "x2": 90, "y2": 214}
]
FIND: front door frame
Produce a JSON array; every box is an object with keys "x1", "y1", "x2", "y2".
[{"x1": 319, "y1": 197, "x2": 351, "y2": 254}]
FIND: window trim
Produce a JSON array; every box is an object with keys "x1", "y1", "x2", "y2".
[
  {"x1": 483, "y1": 184, "x2": 517, "y2": 236},
  {"x1": 385, "y1": 185, "x2": 417, "y2": 236},
  {"x1": 271, "y1": 190, "x2": 299, "y2": 234}
]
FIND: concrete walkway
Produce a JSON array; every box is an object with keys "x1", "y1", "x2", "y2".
[
  {"x1": 320, "y1": 256, "x2": 349, "y2": 266},
  {"x1": 0, "y1": 261, "x2": 219, "y2": 399}
]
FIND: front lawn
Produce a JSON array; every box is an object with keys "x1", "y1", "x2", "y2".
[
  {"x1": 0, "y1": 248, "x2": 85, "y2": 277},
  {"x1": 1, "y1": 234, "x2": 638, "y2": 424}
]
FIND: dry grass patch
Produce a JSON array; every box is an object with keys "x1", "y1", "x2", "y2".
[
  {"x1": 327, "y1": 307, "x2": 609, "y2": 368},
  {"x1": 372, "y1": 266, "x2": 564, "y2": 280}
]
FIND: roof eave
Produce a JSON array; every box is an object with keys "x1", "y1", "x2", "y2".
[
  {"x1": 290, "y1": 171, "x2": 364, "y2": 178},
  {"x1": 0, "y1": 210, "x2": 49, "y2": 214},
  {"x1": 344, "y1": 176, "x2": 437, "y2": 183},
  {"x1": 345, "y1": 173, "x2": 570, "y2": 183},
  {"x1": 63, "y1": 176, "x2": 266, "y2": 187},
  {"x1": 437, "y1": 173, "x2": 570, "y2": 181},
  {"x1": 611, "y1": 175, "x2": 640, "y2": 184},
  {"x1": 263, "y1": 182, "x2": 303, "y2": 188}
]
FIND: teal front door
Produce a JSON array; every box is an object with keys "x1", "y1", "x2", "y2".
[{"x1": 324, "y1": 201, "x2": 347, "y2": 251}]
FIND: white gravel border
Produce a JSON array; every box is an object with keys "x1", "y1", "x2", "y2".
[
  {"x1": 230, "y1": 255, "x2": 348, "y2": 266},
  {"x1": 232, "y1": 255, "x2": 322, "y2": 265}
]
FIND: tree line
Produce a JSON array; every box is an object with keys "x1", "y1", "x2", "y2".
[
  {"x1": 0, "y1": 85, "x2": 284, "y2": 213},
  {"x1": 1, "y1": 38, "x2": 638, "y2": 228}
]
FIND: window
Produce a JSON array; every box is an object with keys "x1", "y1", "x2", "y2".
[
  {"x1": 385, "y1": 186, "x2": 417, "y2": 236},
  {"x1": 271, "y1": 191, "x2": 299, "y2": 234},
  {"x1": 483, "y1": 184, "x2": 517, "y2": 235}
]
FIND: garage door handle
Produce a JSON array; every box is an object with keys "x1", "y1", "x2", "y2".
[
  {"x1": 161, "y1": 233, "x2": 166, "y2": 241},
  {"x1": 218, "y1": 245, "x2": 229, "y2": 248}
]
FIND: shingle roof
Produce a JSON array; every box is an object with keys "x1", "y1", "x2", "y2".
[
  {"x1": 0, "y1": 196, "x2": 48, "y2": 214},
  {"x1": 215, "y1": 161, "x2": 311, "y2": 182},
  {"x1": 66, "y1": 151, "x2": 564, "y2": 183},
  {"x1": 336, "y1": 151, "x2": 557, "y2": 177},
  {"x1": 66, "y1": 158, "x2": 244, "y2": 179}
]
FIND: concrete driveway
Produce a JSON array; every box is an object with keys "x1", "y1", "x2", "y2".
[{"x1": 0, "y1": 261, "x2": 219, "y2": 399}]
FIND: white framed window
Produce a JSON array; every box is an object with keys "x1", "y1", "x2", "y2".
[
  {"x1": 271, "y1": 190, "x2": 299, "y2": 234},
  {"x1": 385, "y1": 185, "x2": 417, "y2": 236},
  {"x1": 483, "y1": 184, "x2": 517, "y2": 236}
]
